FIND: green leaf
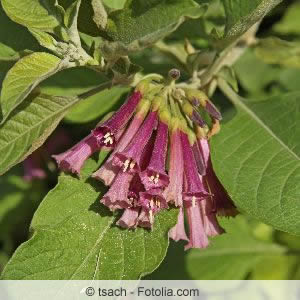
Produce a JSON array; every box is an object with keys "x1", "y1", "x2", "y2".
[
  {"x1": 1, "y1": 155, "x2": 178, "y2": 279},
  {"x1": 273, "y1": 2, "x2": 300, "y2": 36},
  {"x1": 0, "y1": 52, "x2": 64, "y2": 122},
  {"x1": 255, "y1": 37, "x2": 300, "y2": 69},
  {"x1": 218, "y1": 65, "x2": 238, "y2": 92},
  {"x1": 65, "y1": 86, "x2": 129, "y2": 123},
  {"x1": 0, "y1": 93, "x2": 81, "y2": 176},
  {"x1": 64, "y1": 0, "x2": 81, "y2": 45},
  {"x1": 103, "y1": 0, "x2": 126, "y2": 10},
  {"x1": 0, "y1": 2, "x2": 39, "y2": 58},
  {"x1": 185, "y1": 216, "x2": 286, "y2": 280},
  {"x1": 37, "y1": 66, "x2": 126, "y2": 123},
  {"x1": 0, "y1": 174, "x2": 29, "y2": 238},
  {"x1": 1, "y1": 0, "x2": 62, "y2": 33},
  {"x1": 234, "y1": 49, "x2": 281, "y2": 96},
  {"x1": 28, "y1": 28, "x2": 58, "y2": 52},
  {"x1": 219, "y1": 0, "x2": 282, "y2": 48},
  {"x1": 212, "y1": 81, "x2": 300, "y2": 235},
  {"x1": 250, "y1": 255, "x2": 298, "y2": 279},
  {"x1": 104, "y1": 0, "x2": 206, "y2": 54},
  {"x1": 0, "y1": 170, "x2": 46, "y2": 239}
]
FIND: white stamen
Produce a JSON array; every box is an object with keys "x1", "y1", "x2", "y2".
[
  {"x1": 150, "y1": 199, "x2": 154, "y2": 209},
  {"x1": 192, "y1": 196, "x2": 196, "y2": 207},
  {"x1": 123, "y1": 160, "x2": 130, "y2": 172},
  {"x1": 149, "y1": 210, "x2": 153, "y2": 223},
  {"x1": 156, "y1": 200, "x2": 161, "y2": 208},
  {"x1": 149, "y1": 175, "x2": 155, "y2": 182},
  {"x1": 154, "y1": 174, "x2": 159, "y2": 184},
  {"x1": 104, "y1": 137, "x2": 113, "y2": 145},
  {"x1": 129, "y1": 162, "x2": 135, "y2": 170},
  {"x1": 104, "y1": 132, "x2": 111, "y2": 138}
]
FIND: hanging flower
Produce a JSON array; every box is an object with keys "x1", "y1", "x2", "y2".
[{"x1": 53, "y1": 71, "x2": 237, "y2": 250}]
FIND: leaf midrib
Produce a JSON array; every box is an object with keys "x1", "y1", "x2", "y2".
[{"x1": 0, "y1": 95, "x2": 79, "y2": 152}]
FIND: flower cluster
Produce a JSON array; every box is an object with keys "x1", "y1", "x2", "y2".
[{"x1": 53, "y1": 71, "x2": 237, "y2": 250}]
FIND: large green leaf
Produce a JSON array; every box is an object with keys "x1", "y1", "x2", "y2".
[
  {"x1": 186, "y1": 216, "x2": 286, "y2": 279},
  {"x1": 1, "y1": 155, "x2": 178, "y2": 279},
  {"x1": 1, "y1": 0, "x2": 62, "y2": 33},
  {"x1": 219, "y1": 0, "x2": 282, "y2": 48},
  {"x1": 212, "y1": 81, "x2": 300, "y2": 235},
  {"x1": 103, "y1": 0, "x2": 206, "y2": 54},
  {"x1": 0, "y1": 52, "x2": 63, "y2": 122},
  {"x1": 0, "y1": 93, "x2": 80, "y2": 176}
]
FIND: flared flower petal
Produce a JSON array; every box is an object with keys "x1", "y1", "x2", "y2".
[
  {"x1": 199, "y1": 139, "x2": 238, "y2": 217},
  {"x1": 181, "y1": 132, "x2": 209, "y2": 204},
  {"x1": 205, "y1": 158, "x2": 238, "y2": 217},
  {"x1": 52, "y1": 133, "x2": 100, "y2": 175},
  {"x1": 169, "y1": 207, "x2": 189, "y2": 242},
  {"x1": 140, "y1": 120, "x2": 169, "y2": 189},
  {"x1": 101, "y1": 171, "x2": 134, "y2": 211},
  {"x1": 137, "y1": 209, "x2": 153, "y2": 228},
  {"x1": 117, "y1": 208, "x2": 139, "y2": 229},
  {"x1": 128, "y1": 174, "x2": 145, "y2": 206},
  {"x1": 200, "y1": 199, "x2": 225, "y2": 237},
  {"x1": 163, "y1": 129, "x2": 184, "y2": 206},
  {"x1": 113, "y1": 111, "x2": 158, "y2": 174},
  {"x1": 139, "y1": 189, "x2": 168, "y2": 225},
  {"x1": 92, "y1": 91, "x2": 142, "y2": 147},
  {"x1": 139, "y1": 189, "x2": 168, "y2": 212},
  {"x1": 184, "y1": 201, "x2": 209, "y2": 250}
]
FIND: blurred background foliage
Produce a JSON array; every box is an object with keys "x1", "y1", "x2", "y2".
[{"x1": 1, "y1": 0, "x2": 300, "y2": 279}]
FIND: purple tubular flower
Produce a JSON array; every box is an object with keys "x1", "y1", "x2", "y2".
[
  {"x1": 128, "y1": 174, "x2": 145, "y2": 206},
  {"x1": 192, "y1": 142, "x2": 206, "y2": 176},
  {"x1": 52, "y1": 133, "x2": 100, "y2": 175},
  {"x1": 137, "y1": 209, "x2": 153, "y2": 228},
  {"x1": 205, "y1": 159, "x2": 238, "y2": 217},
  {"x1": 198, "y1": 138, "x2": 210, "y2": 166},
  {"x1": 140, "y1": 120, "x2": 169, "y2": 189},
  {"x1": 92, "y1": 91, "x2": 142, "y2": 147},
  {"x1": 199, "y1": 138, "x2": 238, "y2": 217},
  {"x1": 101, "y1": 171, "x2": 134, "y2": 211},
  {"x1": 163, "y1": 129, "x2": 184, "y2": 206},
  {"x1": 204, "y1": 101, "x2": 222, "y2": 121},
  {"x1": 117, "y1": 208, "x2": 139, "y2": 229},
  {"x1": 139, "y1": 189, "x2": 168, "y2": 225},
  {"x1": 169, "y1": 207, "x2": 189, "y2": 242},
  {"x1": 191, "y1": 110, "x2": 207, "y2": 128},
  {"x1": 92, "y1": 115, "x2": 145, "y2": 185},
  {"x1": 181, "y1": 132, "x2": 209, "y2": 205},
  {"x1": 184, "y1": 201, "x2": 209, "y2": 250},
  {"x1": 113, "y1": 111, "x2": 158, "y2": 174}
]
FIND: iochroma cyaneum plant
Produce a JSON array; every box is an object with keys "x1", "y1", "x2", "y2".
[{"x1": 0, "y1": 0, "x2": 300, "y2": 280}]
